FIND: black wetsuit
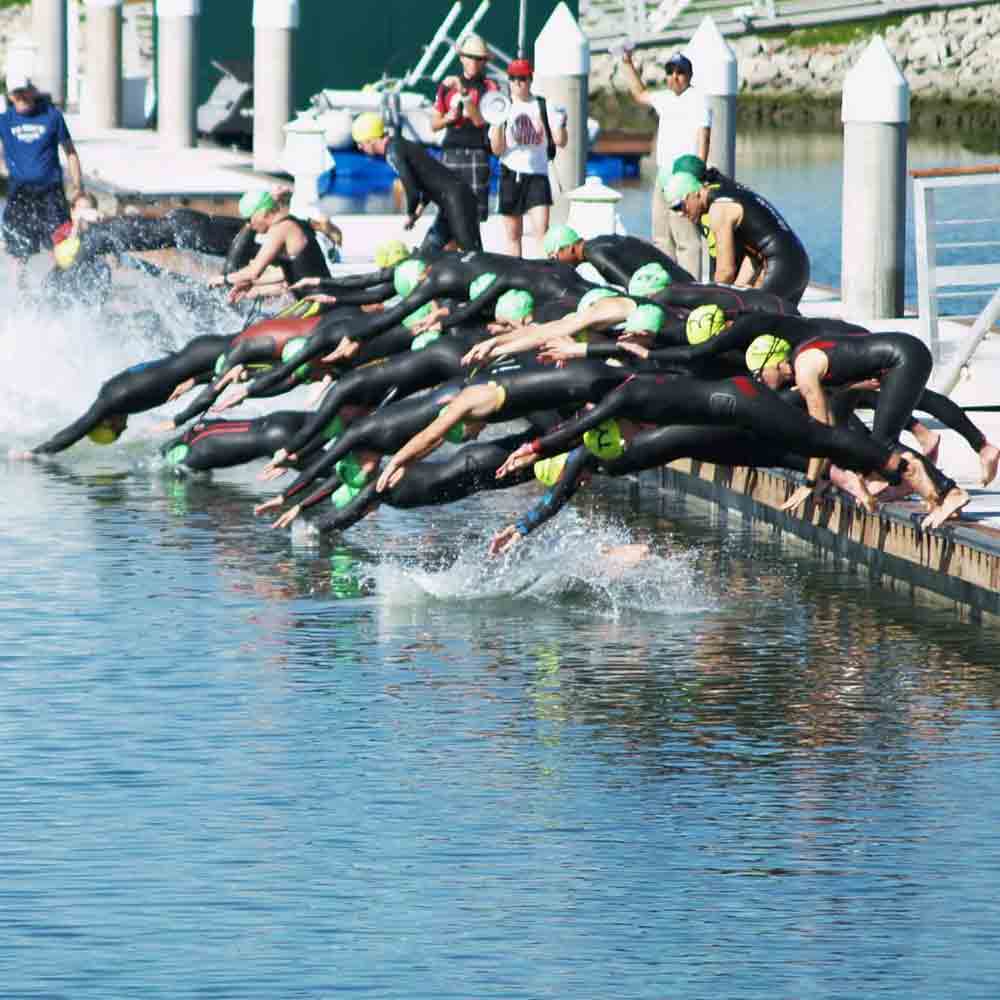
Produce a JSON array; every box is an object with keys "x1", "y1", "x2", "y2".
[
  {"x1": 792, "y1": 331, "x2": 933, "y2": 447},
  {"x1": 32, "y1": 334, "x2": 231, "y2": 454},
  {"x1": 527, "y1": 372, "x2": 913, "y2": 481},
  {"x1": 273, "y1": 217, "x2": 330, "y2": 284},
  {"x1": 281, "y1": 325, "x2": 492, "y2": 461},
  {"x1": 386, "y1": 135, "x2": 482, "y2": 253},
  {"x1": 582, "y1": 234, "x2": 695, "y2": 286},
  {"x1": 649, "y1": 312, "x2": 867, "y2": 371},
  {"x1": 650, "y1": 282, "x2": 799, "y2": 319},
  {"x1": 311, "y1": 431, "x2": 538, "y2": 534},
  {"x1": 163, "y1": 412, "x2": 311, "y2": 472},
  {"x1": 704, "y1": 180, "x2": 810, "y2": 304}
]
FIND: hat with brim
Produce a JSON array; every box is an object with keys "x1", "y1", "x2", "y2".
[
  {"x1": 5, "y1": 72, "x2": 33, "y2": 94},
  {"x1": 665, "y1": 52, "x2": 694, "y2": 76},
  {"x1": 458, "y1": 33, "x2": 489, "y2": 58}
]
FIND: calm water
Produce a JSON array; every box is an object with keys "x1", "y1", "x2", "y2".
[{"x1": 2, "y1": 129, "x2": 1000, "y2": 997}]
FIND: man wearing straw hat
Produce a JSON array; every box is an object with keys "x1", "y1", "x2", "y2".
[{"x1": 432, "y1": 33, "x2": 499, "y2": 225}]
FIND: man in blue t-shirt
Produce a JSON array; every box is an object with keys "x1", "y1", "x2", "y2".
[{"x1": 1, "y1": 71, "x2": 83, "y2": 286}]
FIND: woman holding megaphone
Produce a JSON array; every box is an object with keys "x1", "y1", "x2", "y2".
[{"x1": 488, "y1": 60, "x2": 567, "y2": 259}]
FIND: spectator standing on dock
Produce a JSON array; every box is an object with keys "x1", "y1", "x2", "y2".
[
  {"x1": 0, "y1": 71, "x2": 82, "y2": 288},
  {"x1": 619, "y1": 50, "x2": 710, "y2": 280},
  {"x1": 489, "y1": 59, "x2": 567, "y2": 258},
  {"x1": 432, "y1": 33, "x2": 498, "y2": 225}
]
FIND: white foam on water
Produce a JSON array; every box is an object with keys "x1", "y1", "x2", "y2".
[{"x1": 372, "y1": 508, "x2": 713, "y2": 618}]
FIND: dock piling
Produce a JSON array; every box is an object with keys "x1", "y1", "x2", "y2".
[
  {"x1": 82, "y1": 0, "x2": 122, "y2": 129},
  {"x1": 252, "y1": 0, "x2": 299, "y2": 173},
  {"x1": 32, "y1": 0, "x2": 67, "y2": 107},
  {"x1": 156, "y1": 0, "x2": 200, "y2": 149}
]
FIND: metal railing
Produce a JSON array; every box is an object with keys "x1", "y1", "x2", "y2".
[{"x1": 911, "y1": 165, "x2": 1000, "y2": 394}]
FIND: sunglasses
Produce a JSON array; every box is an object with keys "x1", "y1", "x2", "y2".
[{"x1": 463, "y1": 54, "x2": 487, "y2": 61}]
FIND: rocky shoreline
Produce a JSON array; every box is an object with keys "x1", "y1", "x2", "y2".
[{"x1": 589, "y1": 3, "x2": 1000, "y2": 143}]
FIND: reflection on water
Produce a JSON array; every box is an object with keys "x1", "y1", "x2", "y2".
[{"x1": 2, "y1": 443, "x2": 1000, "y2": 997}]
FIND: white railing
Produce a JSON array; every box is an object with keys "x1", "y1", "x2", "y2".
[{"x1": 911, "y1": 165, "x2": 1000, "y2": 394}]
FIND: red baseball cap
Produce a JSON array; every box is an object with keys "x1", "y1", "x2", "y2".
[{"x1": 507, "y1": 59, "x2": 533, "y2": 78}]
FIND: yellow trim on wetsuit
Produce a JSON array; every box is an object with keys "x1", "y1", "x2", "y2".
[{"x1": 486, "y1": 381, "x2": 506, "y2": 411}]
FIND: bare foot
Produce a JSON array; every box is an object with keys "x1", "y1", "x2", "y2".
[
  {"x1": 979, "y1": 443, "x2": 999, "y2": 487},
  {"x1": 922, "y1": 487, "x2": 970, "y2": 530}
]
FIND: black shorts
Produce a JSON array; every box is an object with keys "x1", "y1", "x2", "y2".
[
  {"x1": 2, "y1": 184, "x2": 70, "y2": 259},
  {"x1": 498, "y1": 165, "x2": 552, "y2": 217}
]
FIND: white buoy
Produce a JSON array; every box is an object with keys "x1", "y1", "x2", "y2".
[
  {"x1": 534, "y1": 2, "x2": 590, "y2": 221},
  {"x1": 841, "y1": 36, "x2": 909, "y2": 320},
  {"x1": 31, "y1": 0, "x2": 66, "y2": 106},
  {"x1": 156, "y1": 0, "x2": 200, "y2": 148},
  {"x1": 684, "y1": 16, "x2": 738, "y2": 178},
  {"x1": 565, "y1": 175, "x2": 624, "y2": 238},
  {"x1": 253, "y1": 0, "x2": 299, "y2": 173},
  {"x1": 82, "y1": 0, "x2": 122, "y2": 129}
]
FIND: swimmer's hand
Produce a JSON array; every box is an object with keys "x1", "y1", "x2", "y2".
[
  {"x1": 151, "y1": 419, "x2": 177, "y2": 434},
  {"x1": 361, "y1": 302, "x2": 385, "y2": 314},
  {"x1": 599, "y1": 542, "x2": 650, "y2": 572},
  {"x1": 323, "y1": 337, "x2": 359, "y2": 365},
  {"x1": 213, "y1": 364, "x2": 245, "y2": 391},
  {"x1": 617, "y1": 330, "x2": 654, "y2": 350},
  {"x1": 227, "y1": 282, "x2": 253, "y2": 305},
  {"x1": 272, "y1": 504, "x2": 302, "y2": 530},
  {"x1": 537, "y1": 336, "x2": 585, "y2": 365},
  {"x1": 409, "y1": 316, "x2": 440, "y2": 336},
  {"x1": 290, "y1": 276, "x2": 322, "y2": 292},
  {"x1": 207, "y1": 274, "x2": 226, "y2": 288},
  {"x1": 617, "y1": 340, "x2": 650, "y2": 360},
  {"x1": 304, "y1": 293, "x2": 337, "y2": 305},
  {"x1": 489, "y1": 525, "x2": 523, "y2": 556},
  {"x1": 496, "y1": 442, "x2": 539, "y2": 479},
  {"x1": 462, "y1": 338, "x2": 498, "y2": 367},
  {"x1": 259, "y1": 460, "x2": 290, "y2": 482},
  {"x1": 7, "y1": 448, "x2": 37, "y2": 461},
  {"x1": 253, "y1": 495, "x2": 286, "y2": 516},
  {"x1": 376, "y1": 457, "x2": 406, "y2": 493},
  {"x1": 168, "y1": 377, "x2": 196, "y2": 402},
  {"x1": 210, "y1": 386, "x2": 248, "y2": 413},
  {"x1": 780, "y1": 479, "x2": 827, "y2": 513}
]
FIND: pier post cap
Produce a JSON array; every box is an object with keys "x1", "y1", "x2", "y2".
[
  {"x1": 685, "y1": 16, "x2": 738, "y2": 97},
  {"x1": 842, "y1": 35, "x2": 909, "y2": 124},
  {"x1": 252, "y1": 0, "x2": 299, "y2": 31},
  {"x1": 565, "y1": 175, "x2": 622, "y2": 203},
  {"x1": 82, "y1": 0, "x2": 123, "y2": 7},
  {"x1": 156, "y1": 0, "x2": 201, "y2": 17},
  {"x1": 535, "y1": 2, "x2": 589, "y2": 77}
]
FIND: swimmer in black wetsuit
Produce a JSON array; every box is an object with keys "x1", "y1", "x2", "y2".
[
  {"x1": 495, "y1": 369, "x2": 969, "y2": 529},
  {"x1": 20, "y1": 334, "x2": 232, "y2": 455},
  {"x1": 161, "y1": 411, "x2": 315, "y2": 472},
  {"x1": 543, "y1": 224, "x2": 696, "y2": 286},
  {"x1": 665, "y1": 168, "x2": 810, "y2": 304},
  {"x1": 352, "y1": 112, "x2": 482, "y2": 254}
]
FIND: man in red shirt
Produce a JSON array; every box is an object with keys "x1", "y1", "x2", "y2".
[{"x1": 431, "y1": 33, "x2": 498, "y2": 224}]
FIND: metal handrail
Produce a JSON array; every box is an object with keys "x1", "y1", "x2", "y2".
[{"x1": 911, "y1": 165, "x2": 1000, "y2": 393}]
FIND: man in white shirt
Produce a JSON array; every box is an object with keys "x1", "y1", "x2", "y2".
[{"x1": 621, "y1": 50, "x2": 711, "y2": 279}]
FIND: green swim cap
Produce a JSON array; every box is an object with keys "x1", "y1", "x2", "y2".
[
  {"x1": 583, "y1": 418, "x2": 625, "y2": 461},
  {"x1": 627, "y1": 262, "x2": 671, "y2": 298},
  {"x1": 375, "y1": 239, "x2": 409, "y2": 269},
  {"x1": 321, "y1": 415, "x2": 345, "y2": 442},
  {"x1": 672, "y1": 154, "x2": 706, "y2": 180},
  {"x1": 335, "y1": 453, "x2": 369, "y2": 490},
  {"x1": 402, "y1": 300, "x2": 436, "y2": 330},
  {"x1": 469, "y1": 272, "x2": 497, "y2": 300},
  {"x1": 577, "y1": 287, "x2": 619, "y2": 312},
  {"x1": 165, "y1": 443, "x2": 190, "y2": 466},
  {"x1": 543, "y1": 223, "x2": 581, "y2": 257},
  {"x1": 745, "y1": 334, "x2": 792, "y2": 372},
  {"x1": 440, "y1": 405, "x2": 465, "y2": 444},
  {"x1": 394, "y1": 257, "x2": 428, "y2": 298},
  {"x1": 534, "y1": 453, "x2": 568, "y2": 487},
  {"x1": 214, "y1": 353, "x2": 228, "y2": 377},
  {"x1": 662, "y1": 170, "x2": 703, "y2": 208},
  {"x1": 329, "y1": 552, "x2": 363, "y2": 598},
  {"x1": 280, "y1": 337, "x2": 312, "y2": 380},
  {"x1": 87, "y1": 419, "x2": 123, "y2": 446},
  {"x1": 331, "y1": 481, "x2": 364, "y2": 508},
  {"x1": 686, "y1": 303, "x2": 726, "y2": 344},
  {"x1": 623, "y1": 303, "x2": 665, "y2": 335},
  {"x1": 238, "y1": 189, "x2": 276, "y2": 219},
  {"x1": 411, "y1": 330, "x2": 442, "y2": 351},
  {"x1": 495, "y1": 289, "x2": 533, "y2": 323}
]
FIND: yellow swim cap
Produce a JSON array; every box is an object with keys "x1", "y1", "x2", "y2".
[
  {"x1": 352, "y1": 112, "x2": 385, "y2": 145},
  {"x1": 583, "y1": 418, "x2": 625, "y2": 461},
  {"x1": 533, "y1": 453, "x2": 568, "y2": 487},
  {"x1": 53, "y1": 235, "x2": 81, "y2": 270},
  {"x1": 375, "y1": 239, "x2": 409, "y2": 269},
  {"x1": 686, "y1": 303, "x2": 725, "y2": 344},
  {"x1": 87, "y1": 419, "x2": 124, "y2": 445},
  {"x1": 745, "y1": 335, "x2": 792, "y2": 373}
]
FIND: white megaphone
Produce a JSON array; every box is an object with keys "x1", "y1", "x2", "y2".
[{"x1": 480, "y1": 90, "x2": 512, "y2": 127}]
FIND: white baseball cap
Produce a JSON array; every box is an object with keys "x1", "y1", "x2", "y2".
[{"x1": 5, "y1": 71, "x2": 34, "y2": 94}]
